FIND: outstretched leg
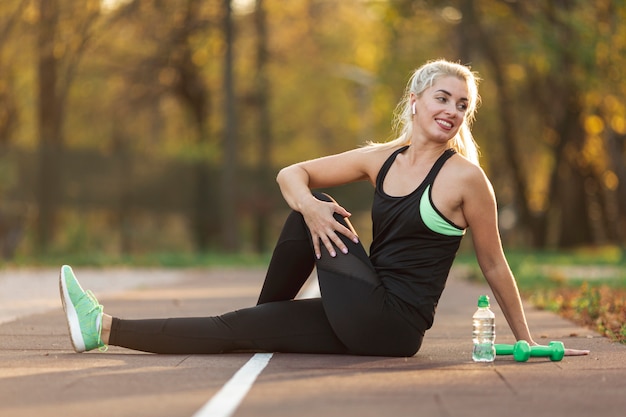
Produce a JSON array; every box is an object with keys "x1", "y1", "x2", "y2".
[
  {"x1": 60, "y1": 264, "x2": 347, "y2": 354},
  {"x1": 109, "y1": 299, "x2": 347, "y2": 354}
]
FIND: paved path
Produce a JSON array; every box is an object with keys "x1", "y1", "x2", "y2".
[{"x1": 0, "y1": 267, "x2": 624, "y2": 417}]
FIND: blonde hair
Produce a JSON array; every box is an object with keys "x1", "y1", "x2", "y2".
[{"x1": 370, "y1": 59, "x2": 481, "y2": 164}]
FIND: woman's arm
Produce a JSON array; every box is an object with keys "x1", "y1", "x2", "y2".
[
  {"x1": 464, "y1": 171, "x2": 534, "y2": 343},
  {"x1": 461, "y1": 166, "x2": 589, "y2": 355},
  {"x1": 276, "y1": 148, "x2": 375, "y2": 258}
]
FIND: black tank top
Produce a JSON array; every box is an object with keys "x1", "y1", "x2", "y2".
[{"x1": 370, "y1": 146, "x2": 464, "y2": 328}]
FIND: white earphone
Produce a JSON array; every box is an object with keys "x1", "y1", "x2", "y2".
[{"x1": 411, "y1": 102, "x2": 416, "y2": 115}]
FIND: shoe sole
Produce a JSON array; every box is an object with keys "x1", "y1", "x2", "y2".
[{"x1": 59, "y1": 265, "x2": 86, "y2": 353}]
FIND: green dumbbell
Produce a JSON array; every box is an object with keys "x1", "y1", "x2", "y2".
[
  {"x1": 495, "y1": 340, "x2": 565, "y2": 362},
  {"x1": 495, "y1": 340, "x2": 531, "y2": 361}
]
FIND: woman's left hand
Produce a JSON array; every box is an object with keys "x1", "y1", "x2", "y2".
[
  {"x1": 529, "y1": 340, "x2": 590, "y2": 357},
  {"x1": 564, "y1": 347, "x2": 591, "y2": 356}
]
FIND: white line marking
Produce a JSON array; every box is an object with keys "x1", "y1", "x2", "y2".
[
  {"x1": 299, "y1": 276, "x2": 321, "y2": 299},
  {"x1": 191, "y1": 353, "x2": 273, "y2": 417},
  {"x1": 191, "y1": 273, "x2": 318, "y2": 417}
]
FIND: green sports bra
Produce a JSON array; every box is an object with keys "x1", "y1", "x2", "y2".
[{"x1": 420, "y1": 184, "x2": 465, "y2": 237}]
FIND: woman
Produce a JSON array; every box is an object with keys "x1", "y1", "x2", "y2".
[{"x1": 60, "y1": 59, "x2": 589, "y2": 357}]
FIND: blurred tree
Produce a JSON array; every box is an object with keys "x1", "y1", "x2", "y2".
[
  {"x1": 588, "y1": 1, "x2": 626, "y2": 243},
  {"x1": 451, "y1": 0, "x2": 626, "y2": 248},
  {"x1": 0, "y1": 0, "x2": 28, "y2": 259},
  {"x1": 35, "y1": 0, "x2": 61, "y2": 254},
  {"x1": 0, "y1": 0, "x2": 26, "y2": 146},
  {"x1": 84, "y1": 0, "x2": 219, "y2": 252},
  {"x1": 220, "y1": 0, "x2": 239, "y2": 251},
  {"x1": 167, "y1": 0, "x2": 214, "y2": 251},
  {"x1": 251, "y1": 0, "x2": 273, "y2": 253},
  {"x1": 0, "y1": 0, "x2": 623, "y2": 258},
  {"x1": 34, "y1": 0, "x2": 100, "y2": 253}
]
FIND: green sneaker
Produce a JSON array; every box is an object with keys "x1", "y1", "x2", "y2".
[{"x1": 59, "y1": 265, "x2": 106, "y2": 353}]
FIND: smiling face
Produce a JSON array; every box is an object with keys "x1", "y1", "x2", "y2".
[{"x1": 411, "y1": 75, "x2": 469, "y2": 144}]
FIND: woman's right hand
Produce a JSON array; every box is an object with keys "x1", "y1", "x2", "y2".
[
  {"x1": 299, "y1": 196, "x2": 359, "y2": 259},
  {"x1": 276, "y1": 148, "x2": 376, "y2": 259}
]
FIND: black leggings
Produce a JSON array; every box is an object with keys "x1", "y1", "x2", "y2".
[{"x1": 109, "y1": 194, "x2": 427, "y2": 357}]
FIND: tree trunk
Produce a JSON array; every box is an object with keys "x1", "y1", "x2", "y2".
[
  {"x1": 553, "y1": 96, "x2": 594, "y2": 247},
  {"x1": 36, "y1": 0, "x2": 62, "y2": 254},
  {"x1": 253, "y1": 0, "x2": 273, "y2": 253},
  {"x1": 605, "y1": 129, "x2": 626, "y2": 242},
  {"x1": 173, "y1": 0, "x2": 214, "y2": 252},
  {"x1": 220, "y1": 0, "x2": 239, "y2": 251}
]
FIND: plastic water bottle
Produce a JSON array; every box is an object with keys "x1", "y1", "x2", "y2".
[{"x1": 472, "y1": 295, "x2": 495, "y2": 362}]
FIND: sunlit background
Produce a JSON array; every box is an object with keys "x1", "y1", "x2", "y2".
[{"x1": 0, "y1": 0, "x2": 624, "y2": 263}]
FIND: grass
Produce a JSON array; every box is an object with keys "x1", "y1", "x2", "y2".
[{"x1": 455, "y1": 247, "x2": 626, "y2": 344}]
